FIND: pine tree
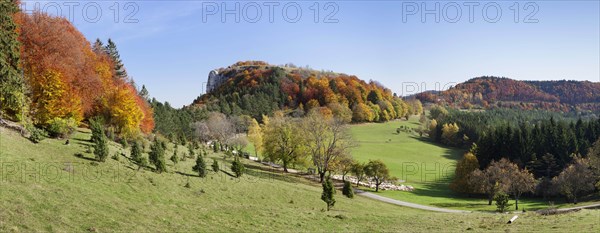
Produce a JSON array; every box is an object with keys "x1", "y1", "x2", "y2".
[
  {"x1": 192, "y1": 155, "x2": 207, "y2": 177},
  {"x1": 342, "y1": 181, "x2": 354, "y2": 198},
  {"x1": 94, "y1": 132, "x2": 109, "y2": 162},
  {"x1": 105, "y1": 39, "x2": 128, "y2": 80},
  {"x1": 494, "y1": 192, "x2": 510, "y2": 212},
  {"x1": 149, "y1": 139, "x2": 167, "y2": 173},
  {"x1": 212, "y1": 159, "x2": 219, "y2": 172},
  {"x1": 92, "y1": 38, "x2": 106, "y2": 55},
  {"x1": 321, "y1": 177, "x2": 336, "y2": 211},
  {"x1": 188, "y1": 144, "x2": 195, "y2": 157},
  {"x1": 0, "y1": 0, "x2": 25, "y2": 119},
  {"x1": 231, "y1": 157, "x2": 245, "y2": 178},
  {"x1": 89, "y1": 117, "x2": 104, "y2": 144},
  {"x1": 171, "y1": 147, "x2": 179, "y2": 164},
  {"x1": 139, "y1": 85, "x2": 149, "y2": 101},
  {"x1": 131, "y1": 140, "x2": 143, "y2": 164}
]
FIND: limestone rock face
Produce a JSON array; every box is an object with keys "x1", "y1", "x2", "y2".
[{"x1": 206, "y1": 70, "x2": 225, "y2": 93}]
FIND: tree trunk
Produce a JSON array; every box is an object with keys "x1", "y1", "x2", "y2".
[
  {"x1": 515, "y1": 196, "x2": 519, "y2": 210},
  {"x1": 319, "y1": 172, "x2": 325, "y2": 183},
  {"x1": 573, "y1": 195, "x2": 578, "y2": 204},
  {"x1": 488, "y1": 193, "x2": 493, "y2": 205},
  {"x1": 375, "y1": 183, "x2": 380, "y2": 192},
  {"x1": 283, "y1": 161, "x2": 288, "y2": 173},
  {"x1": 342, "y1": 174, "x2": 345, "y2": 182}
]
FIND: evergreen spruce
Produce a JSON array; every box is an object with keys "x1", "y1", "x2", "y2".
[
  {"x1": 105, "y1": 39, "x2": 128, "y2": 79},
  {"x1": 212, "y1": 159, "x2": 219, "y2": 172},
  {"x1": 0, "y1": 0, "x2": 25, "y2": 119},
  {"x1": 342, "y1": 181, "x2": 354, "y2": 198},
  {"x1": 94, "y1": 132, "x2": 109, "y2": 162},
  {"x1": 321, "y1": 177, "x2": 336, "y2": 211},
  {"x1": 171, "y1": 148, "x2": 179, "y2": 164},
  {"x1": 131, "y1": 140, "x2": 143, "y2": 164},
  {"x1": 193, "y1": 155, "x2": 207, "y2": 178},
  {"x1": 149, "y1": 139, "x2": 167, "y2": 173},
  {"x1": 231, "y1": 157, "x2": 245, "y2": 178},
  {"x1": 494, "y1": 192, "x2": 510, "y2": 213}
]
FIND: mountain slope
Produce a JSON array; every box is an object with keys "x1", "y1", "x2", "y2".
[
  {"x1": 417, "y1": 76, "x2": 600, "y2": 112},
  {"x1": 191, "y1": 61, "x2": 420, "y2": 122}
]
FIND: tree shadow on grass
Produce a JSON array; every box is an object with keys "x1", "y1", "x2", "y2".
[
  {"x1": 408, "y1": 135, "x2": 464, "y2": 161},
  {"x1": 219, "y1": 169, "x2": 237, "y2": 178},
  {"x1": 73, "y1": 153, "x2": 97, "y2": 162},
  {"x1": 243, "y1": 163, "x2": 302, "y2": 184},
  {"x1": 176, "y1": 171, "x2": 200, "y2": 178}
]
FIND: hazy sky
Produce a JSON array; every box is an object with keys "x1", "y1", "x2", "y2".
[{"x1": 22, "y1": 1, "x2": 600, "y2": 107}]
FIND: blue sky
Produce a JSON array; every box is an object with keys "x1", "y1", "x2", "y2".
[{"x1": 21, "y1": 1, "x2": 600, "y2": 107}]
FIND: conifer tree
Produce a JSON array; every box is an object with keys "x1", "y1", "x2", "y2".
[
  {"x1": 321, "y1": 177, "x2": 336, "y2": 211},
  {"x1": 342, "y1": 181, "x2": 354, "y2": 198},
  {"x1": 171, "y1": 147, "x2": 179, "y2": 164},
  {"x1": 131, "y1": 140, "x2": 143, "y2": 164},
  {"x1": 149, "y1": 139, "x2": 167, "y2": 173},
  {"x1": 94, "y1": 131, "x2": 109, "y2": 162},
  {"x1": 105, "y1": 39, "x2": 128, "y2": 79},
  {"x1": 231, "y1": 157, "x2": 245, "y2": 178},
  {"x1": 0, "y1": 0, "x2": 26, "y2": 119},
  {"x1": 212, "y1": 159, "x2": 219, "y2": 172},
  {"x1": 193, "y1": 155, "x2": 207, "y2": 178}
]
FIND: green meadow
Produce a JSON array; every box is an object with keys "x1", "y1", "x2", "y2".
[
  {"x1": 1, "y1": 127, "x2": 599, "y2": 232},
  {"x1": 350, "y1": 117, "x2": 600, "y2": 211}
]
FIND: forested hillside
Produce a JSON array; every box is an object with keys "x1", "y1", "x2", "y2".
[
  {"x1": 417, "y1": 76, "x2": 600, "y2": 112},
  {"x1": 0, "y1": 2, "x2": 153, "y2": 140},
  {"x1": 192, "y1": 61, "x2": 423, "y2": 122}
]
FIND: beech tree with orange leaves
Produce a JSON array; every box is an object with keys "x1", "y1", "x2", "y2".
[{"x1": 18, "y1": 11, "x2": 154, "y2": 138}]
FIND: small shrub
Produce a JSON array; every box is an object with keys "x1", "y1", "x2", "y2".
[
  {"x1": 46, "y1": 117, "x2": 77, "y2": 138},
  {"x1": 171, "y1": 149, "x2": 179, "y2": 164},
  {"x1": 231, "y1": 157, "x2": 245, "y2": 178},
  {"x1": 149, "y1": 138, "x2": 167, "y2": 173},
  {"x1": 131, "y1": 141, "x2": 143, "y2": 164},
  {"x1": 28, "y1": 126, "x2": 47, "y2": 143},
  {"x1": 111, "y1": 153, "x2": 120, "y2": 161},
  {"x1": 139, "y1": 157, "x2": 149, "y2": 168},
  {"x1": 342, "y1": 181, "x2": 354, "y2": 198},
  {"x1": 494, "y1": 192, "x2": 510, "y2": 213},
  {"x1": 193, "y1": 155, "x2": 207, "y2": 178},
  {"x1": 89, "y1": 117, "x2": 104, "y2": 143},
  {"x1": 120, "y1": 139, "x2": 129, "y2": 148},
  {"x1": 212, "y1": 159, "x2": 219, "y2": 172},
  {"x1": 94, "y1": 133, "x2": 109, "y2": 162},
  {"x1": 321, "y1": 177, "x2": 336, "y2": 211}
]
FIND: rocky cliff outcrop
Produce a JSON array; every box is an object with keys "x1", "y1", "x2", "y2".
[{"x1": 206, "y1": 70, "x2": 226, "y2": 93}]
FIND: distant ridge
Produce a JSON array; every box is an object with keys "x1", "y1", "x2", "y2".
[{"x1": 416, "y1": 76, "x2": 600, "y2": 113}]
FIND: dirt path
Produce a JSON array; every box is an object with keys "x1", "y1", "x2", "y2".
[
  {"x1": 256, "y1": 161, "x2": 599, "y2": 214},
  {"x1": 354, "y1": 189, "x2": 471, "y2": 213}
]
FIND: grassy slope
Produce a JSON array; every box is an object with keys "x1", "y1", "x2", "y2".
[
  {"x1": 1, "y1": 127, "x2": 599, "y2": 232},
  {"x1": 350, "y1": 117, "x2": 600, "y2": 211}
]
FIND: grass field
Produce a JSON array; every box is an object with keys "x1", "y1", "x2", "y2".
[
  {"x1": 350, "y1": 117, "x2": 600, "y2": 211},
  {"x1": 1, "y1": 127, "x2": 599, "y2": 232}
]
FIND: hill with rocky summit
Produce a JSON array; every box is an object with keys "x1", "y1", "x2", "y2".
[{"x1": 191, "y1": 61, "x2": 422, "y2": 122}]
